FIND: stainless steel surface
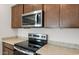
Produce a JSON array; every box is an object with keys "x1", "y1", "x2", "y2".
[
  {"x1": 14, "y1": 33, "x2": 48, "y2": 55},
  {"x1": 14, "y1": 46, "x2": 34, "y2": 55},
  {"x1": 21, "y1": 24, "x2": 42, "y2": 27},
  {"x1": 35, "y1": 14, "x2": 37, "y2": 25},
  {"x1": 21, "y1": 10, "x2": 43, "y2": 27},
  {"x1": 22, "y1": 10, "x2": 42, "y2": 16},
  {"x1": 28, "y1": 33, "x2": 48, "y2": 40}
]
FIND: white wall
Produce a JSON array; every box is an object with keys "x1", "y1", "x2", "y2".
[
  {"x1": 0, "y1": 4, "x2": 17, "y2": 54},
  {"x1": 18, "y1": 28, "x2": 79, "y2": 45}
]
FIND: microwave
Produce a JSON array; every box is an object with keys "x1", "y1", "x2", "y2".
[{"x1": 21, "y1": 10, "x2": 43, "y2": 28}]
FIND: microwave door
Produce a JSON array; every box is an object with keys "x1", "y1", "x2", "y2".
[{"x1": 22, "y1": 14, "x2": 36, "y2": 27}]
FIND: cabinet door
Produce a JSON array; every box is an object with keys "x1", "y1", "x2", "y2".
[
  {"x1": 32, "y1": 4, "x2": 43, "y2": 11},
  {"x1": 24, "y1": 4, "x2": 32, "y2": 13},
  {"x1": 12, "y1": 4, "x2": 23, "y2": 28},
  {"x1": 3, "y1": 42, "x2": 14, "y2": 55},
  {"x1": 8, "y1": 49, "x2": 14, "y2": 55},
  {"x1": 3, "y1": 47, "x2": 14, "y2": 55},
  {"x1": 60, "y1": 4, "x2": 79, "y2": 28},
  {"x1": 44, "y1": 4, "x2": 60, "y2": 27},
  {"x1": 3, "y1": 47, "x2": 9, "y2": 55},
  {"x1": 24, "y1": 4, "x2": 43, "y2": 13}
]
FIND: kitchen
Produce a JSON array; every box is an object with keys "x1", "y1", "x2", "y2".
[{"x1": 1, "y1": 4, "x2": 79, "y2": 55}]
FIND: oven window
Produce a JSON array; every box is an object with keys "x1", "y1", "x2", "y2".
[{"x1": 22, "y1": 14, "x2": 35, "y2": 25}]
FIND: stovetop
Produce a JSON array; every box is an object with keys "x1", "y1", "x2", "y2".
[
  {"x1": 14, "y1": 33, "x2": 48, "y2": 53},
  {"x1": 14, "y1": 41, "x2": 43, "y2": 52}
]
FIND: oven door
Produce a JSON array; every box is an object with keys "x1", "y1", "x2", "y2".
[
  {"x1": 14, "y1": 49, "x2": 27, "y2": 55},
  {"x1": 14, "y1": 46, "x2": 34, "y2": 55}
]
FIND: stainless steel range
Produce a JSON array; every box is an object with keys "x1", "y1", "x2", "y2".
[{"x1": 14, "y1": 33, "x2": 48, "y2": 55}]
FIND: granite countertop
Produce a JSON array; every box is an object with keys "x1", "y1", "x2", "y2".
[
  {"x1": 36, "y1": 43, "x2": 79, "y2": 55},
  {"x1": 2, "y1": 37, "x2": 27, "y2": 45}
]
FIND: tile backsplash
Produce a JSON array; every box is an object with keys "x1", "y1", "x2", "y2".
[{"x1": 18, "y1": 28, "x2": 79, "y2": 45}]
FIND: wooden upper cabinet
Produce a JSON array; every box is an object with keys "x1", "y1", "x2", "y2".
[
  {"x1": 32, "y1": 4, "x2": 43, "y2": 11},
  {"x1": 12, "y1": 4, "x2": 79, "y2": 28},
  {"x1": 60, "y1": 4, "x2": 79, "y2": 28},
  {"x1": 24, "y1": 4, "x2": 43, "y2": 13},
  {"x1": 12, "y1": 5, "x2": 18, "y2": 28},
  {"x1": 24, "y1": 4, "x2": 32, "y2": 13},
  {"x1": 12, "y1": 4, "x2": 23, "y2": 28},
  {"x1": 44, "y1": 4, "x2": 60, "y2": 27}
]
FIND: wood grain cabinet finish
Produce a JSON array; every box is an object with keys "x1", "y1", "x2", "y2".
[
  {"x1": 3, "y1": 47, "x2": 14, "y2": 55},
  {"x1": 24, "y1": 4, "x2": 32, "y2": 13},
  {"x1": 60, "y1": 4, "x2": 79, "y2": 28},
  {"x1": 3, "y1": 42, "x2": 14, "y2": 55},
  {"x1": 32, "y1": 4, "x2": 43, "y2": 11},
  {"x1": 44, "y1": 4, "x2": 60, "y2": 28},
  {"x1": 12, "y1": 4, "x2": 23, "y2": 28},
  {"x1": 3, "y1": 47, "x2": 9, "y2": 55},
  {"x1": 24, "y1": 4, "x2": 43, "y2": 13}
]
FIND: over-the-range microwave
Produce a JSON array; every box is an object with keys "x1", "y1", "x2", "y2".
[{"x1": 21, "y1": 10, "x2": 44, "y2": 28}]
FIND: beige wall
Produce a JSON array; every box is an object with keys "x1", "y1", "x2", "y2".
[
  {"x1": 0, "y1": 4, "x2": 17, "y2": 54},
  {"x1": 18, "y1": 28, "x2": 79, "y2": 45}
]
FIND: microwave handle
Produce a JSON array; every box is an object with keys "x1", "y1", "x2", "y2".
[{"x1": 35, "y1": 14, "x2": 37, "y2": 24}]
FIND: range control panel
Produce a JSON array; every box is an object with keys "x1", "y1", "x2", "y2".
[{"x1": 28, "y1": 33, "x2": 48, "y2": 40}]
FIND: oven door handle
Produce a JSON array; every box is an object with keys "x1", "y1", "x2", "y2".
[{"x1": 14, "y1": 46, "x2": 34, "y2": 55}]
